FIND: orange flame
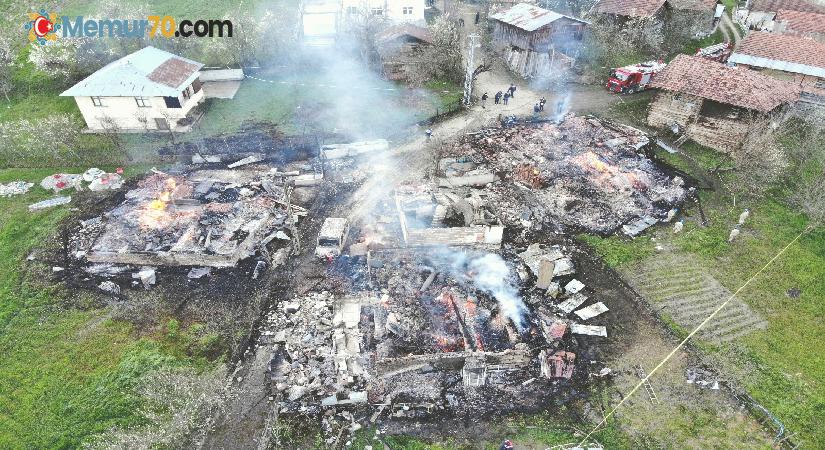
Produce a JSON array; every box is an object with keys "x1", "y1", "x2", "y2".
[{"x1": 139, "y1": 178, "x2": 178, "y2": 229}]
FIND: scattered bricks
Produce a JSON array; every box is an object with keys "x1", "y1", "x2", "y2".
[
  {"x1": 513, "y1": 163, "x2": 546, "y2": 188},
  {"x1": 565, "y1": 279, "x2": 585, "y2": 294},
  {"x1": 132, "y1": 268, "x2": 156, "y2": 289},
  {"x1": 29, "y1": 196, "x2": 71, "y2": 211},
  {"x1": 98, "y1": 281, "x2": 120, "y2": 295},
  {"x1": 535, "y1": 259, "x2": 555, "y2": 290}
]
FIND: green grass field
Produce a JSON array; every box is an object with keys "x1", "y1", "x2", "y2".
[
  {"x1": 677, "y1": 196, "x2": 825, "y2": 448},
  {"x1": 577, "y1": 110, "x2": 825, "y2": 447},
  {"x1": 0, "y1": 168, "x2": 210, "y2": 448}
]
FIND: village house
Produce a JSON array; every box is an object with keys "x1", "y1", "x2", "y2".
[
  {"x1": 302, "y1": 0, "x2": 426, "y2": 47},
  {"x1": 490, "y1": 3, "x2": 589, "y2": 79},
  {"x1": 341, "y1": 0, "x2": 426, "y2": 25},
  {"x1": 376, "y1": 23, "x2": 433, "y2": 80},
  {"x1": 735, "y1": 0, "x2": 825, "y2": 31},
  {"x1": 647, "y1": 54, "x2": 799, "y2": 153},
  {"x1": 729, "y1": 32, "x2": 825, "y2": 109},
  {"x1": 773, "y1": 9, "x2": 825, "y2": 41},
  {"x1": 589, "y1": 0, "x2": 719, "y2": 41},
  {"x1": 60, "y1": 47, "x2": 204, "y2": 132},
  {"x1": 302, "y1": 0, "x2": 342, "y2": 47}
]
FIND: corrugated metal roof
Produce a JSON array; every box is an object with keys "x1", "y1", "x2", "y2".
[
  {"x1": 60, "y1": 47, "x2": 203, "y2": 97},
  {"x1": 729, "y1": 53, "x2": 825, "y2": 77},
  {"x1": 730, "y1": 31, "x2": 825, "y2": 77},
  {"x1": 491, "y1": 3, "x2": 588, "y2": 32}
]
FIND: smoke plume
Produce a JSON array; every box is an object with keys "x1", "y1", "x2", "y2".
[{"x1": 433, "y1": 249, "x2": 529, "y2": 331}]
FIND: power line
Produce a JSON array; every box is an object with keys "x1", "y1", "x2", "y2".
[{"x1": 578, "y1": 226, "x2": 809, "y2": 445}]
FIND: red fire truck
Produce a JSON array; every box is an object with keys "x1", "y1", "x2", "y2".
[{"x1": 606, "y1": 60, "x2": 667, "y2": 94}]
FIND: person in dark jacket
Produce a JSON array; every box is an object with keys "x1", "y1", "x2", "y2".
[
  {"x1": 481, "y1": 92, "x2": 488, "y2": 108},
  {"x1": 475, "y1": 11, "x2": 480, "y2": 24},
  {"x1": 494, "y1": 91, "x2": 502, "y2": 104},
  {"x1": 509, "y1": 83, "x2": 517, "y2": 97},
  {"x1": 502, "y1": 92, "x2": 510, "y2": 105}
]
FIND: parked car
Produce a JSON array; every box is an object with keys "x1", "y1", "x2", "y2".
[{"x1": 315, "y1": 217, "x2": 350, "y2": 258}]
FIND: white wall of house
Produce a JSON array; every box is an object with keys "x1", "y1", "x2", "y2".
[
  {"x1": 73, "y1": 82, "x2": 204, "y2": 131},
  {"x1": 341, "y1": 0, "x2": 426, "y2": 25}
]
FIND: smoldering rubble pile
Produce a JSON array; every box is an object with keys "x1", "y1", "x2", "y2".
[
  {"x1": 67, "y1": 160, "x2": 318, "y2": 292},
  {"x1": 443, "y1": 115, "x2": 691, "y2": 235},
  {"x1": 260, "y1": 242, "x2": 612, "y2": 444}
]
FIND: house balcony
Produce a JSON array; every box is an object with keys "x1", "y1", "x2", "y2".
[{"x1": 162, "y1": 88, "x2": 205, "y2": 119}]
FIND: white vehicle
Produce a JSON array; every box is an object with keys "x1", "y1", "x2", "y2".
[{"x1": 315, "y1": 217, "x2": 350, "y2": 258}]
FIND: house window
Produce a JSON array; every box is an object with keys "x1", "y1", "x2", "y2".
[
  {"x1": 91, "y1": 96, "x2": 104, "y2": 107},
  {"x1": 134, "y1": 96, "x2": 150, "y2": 107},
  {"x1": 403, "y1": 6, "x2": 413, "y2": 15},
  {"x1": 163, "y1": 96, "x2": 182, "y2": 108},
  {"x1": 371, "y1": 7, "x2": 383, "y2": 15},
  {"x1": 815, "y1": 79, "x2": 825, "y2": 89},
  {"x1": 347, "y1": 6, "x2": 358, "y2": 15}
]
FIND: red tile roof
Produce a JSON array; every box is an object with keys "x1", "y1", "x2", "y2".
[
  {"x1": 650, "y1": 54, "x2": 800, "y2": 112},
  {"x1": 775, "y1": 9, "x2": 825, "y2": 34},
  {"x1": 147, "y1": 58, "x2": 201, "y2": 88},
  {"x1": 377, "y1": 24, "x2": 433, "y2": 45},
  {"x1": 592, "y1": 0, "x2": 667, "y2": 17},
  {"x1": 734, "y1": 31, "x2": 825, "y2": 69},
  {"x1": 750, "y1": 0, "x2": 825, "y2": 13}
]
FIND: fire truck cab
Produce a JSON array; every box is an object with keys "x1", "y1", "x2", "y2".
[{"x1": 607, "y1": 60, "x2": 666, "y2": 94}]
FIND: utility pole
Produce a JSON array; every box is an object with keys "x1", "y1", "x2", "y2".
[{"x1": 462, "y1": 33, "x2": 481, "y2": 106}]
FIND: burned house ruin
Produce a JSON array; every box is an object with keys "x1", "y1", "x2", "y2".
[{"x1": 441, "y1": 114, "x2": 689, "y2": 235}]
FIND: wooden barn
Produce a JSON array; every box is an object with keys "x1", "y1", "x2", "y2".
[
  {"x1": 647, "y1": 55, "x2": 799, "y2": 153},
  {"x1": 489, "y1": 3, "x2": 588, "y2": 79},
  {"x1": 376, "y1": 24, "x2": 434, "y2": 81}
]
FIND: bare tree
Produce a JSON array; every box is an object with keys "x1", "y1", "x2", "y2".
[
  {"x1": 98, "y1": 115, "x2": 128, "y2": 155},
  {"x1": 0, "y1": 33, "x2": 17, "y2": 102},
  {"x1": 783, "y1": 120, "x2": 825, "y2": 226},
  {"x1": 342, "y1": 5, "x2": 390, "y2": 68},
  {"x1": 159, "y1": 110, "x2": 180, "y2": 145},
  {"x1": 83, "y1": 365, "x2": 230, "y2": 450},
  {"x1": 406, "y1": 17, "x2": 464, "y2": 86},
  {"x1": 731, "y1": 119, "x2": 789, "y2": 200}
]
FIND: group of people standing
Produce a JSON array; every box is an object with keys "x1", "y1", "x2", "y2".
[
  {"x1": 533, "y1": 97, "x2": 547, "y2": 114},
  {"x1": 481, "y1": 84, "x2": 518, "y2": 108},
  {"x1": 479, "y1": 85, "x2": 549, "y2": 116}
]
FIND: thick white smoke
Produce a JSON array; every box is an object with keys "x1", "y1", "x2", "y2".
[
  {"x1": 434, "y1": 249, "x2": 529, "y2": 331},
  {"x1": 466, "y1": 253, "x2": 529, "y2": 331}
]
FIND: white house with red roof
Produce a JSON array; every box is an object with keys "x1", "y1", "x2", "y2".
[{"x1": 60, "y1": 47, "x2": 205, "y2": 132}]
